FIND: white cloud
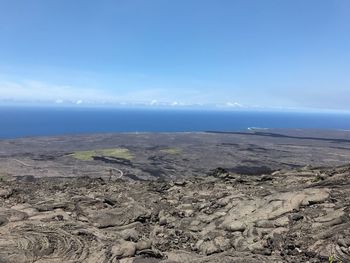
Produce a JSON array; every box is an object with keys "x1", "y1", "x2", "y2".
[
  {"x1": 226, "y1": 102, "x2": 243, "y2": 108},
  {"x1": 0, "y1": 79, "x2": 258, "y2": 110},
  {"x1": 0, "y1": 79, "x2": 225, "y2": 108},
  {"x1": 150, "y1": 99, "x2": 158, "y2": 106},
  {"x1": 0, "y1": 80, "x2": 118, "y2": 104}
]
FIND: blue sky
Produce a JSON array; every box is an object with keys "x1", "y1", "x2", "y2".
[{"x1": 0, "y1": 0, "x2": 349, "y2": 111}]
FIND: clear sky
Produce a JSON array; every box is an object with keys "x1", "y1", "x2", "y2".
[{"x1": 0, "y1": 0, "x2": 349, "y2": 111}]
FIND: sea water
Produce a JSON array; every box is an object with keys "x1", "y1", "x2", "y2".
[{"x1": 1, "y1": 106, "x2": 350, "y2": 139}]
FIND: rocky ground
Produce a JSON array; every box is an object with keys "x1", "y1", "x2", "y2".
[
  {"x1": 2, "y1": 130, "x2": 350, "y2": 181},
  {"x1": 0, "y1": 163, "x2": 349, "y2": 262}
]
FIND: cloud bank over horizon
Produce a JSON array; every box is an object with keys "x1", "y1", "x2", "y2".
[
  {"x1": 0, "y1": 79, "x2": 247, "y2": 109},
  {"x1": 1, "y1": 78, "x2": 349, "y2": 113}
]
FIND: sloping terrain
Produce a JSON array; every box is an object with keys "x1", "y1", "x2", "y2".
[
  {"x1": 1, "y1": 130, "x2": 350, "y2": 181},
  {"x1": 0, "y1": 164, "x2": 349, "y2": 262}
]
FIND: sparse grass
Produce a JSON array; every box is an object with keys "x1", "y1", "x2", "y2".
[
  {"x1": 68, "y1": 148, "x2": 133, "y2": 161},
  {"x1": 329, "y1": 255, "x2": 343, "y2": 263},
  {"x1": 98, "y1": 149, "x2": 133, "y2": 160},
  {"x1": 313, "y1": 174, "x2": 324, "y2": 182},
  {"x1": 69, "y1": 150, "x2": 96, "y2": 161},
  {"x1": 160, "y1": 148, "x2": 182, "y2": 155},
  {"x1": 0, "y1": 171, "x2": 12, "y2": 182}
]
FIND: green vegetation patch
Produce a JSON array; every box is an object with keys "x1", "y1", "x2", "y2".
[
  {"x1": 0, "y1": 171, "x2": 13, "y2": 182},
  {"x1": 68, "y1": 148, "x2": 133, "y2": 161},
  {"x1": 160, "y1": 148, "x2": 183, "y2": 155},
  {"x1": 329, "y1": 255, "x2": 343, "y2": 263}
]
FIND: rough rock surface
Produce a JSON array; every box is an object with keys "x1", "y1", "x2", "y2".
[{"x1": 0, "y1": 164, "x2": 349, "y2": 262}]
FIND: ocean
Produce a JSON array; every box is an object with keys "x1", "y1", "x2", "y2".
[{"x1": 1, "y1": 106, "x2": 350, "y2": 139}]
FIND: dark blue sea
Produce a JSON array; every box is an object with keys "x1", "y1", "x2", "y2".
[{"x1": 1, "y1": 106, "x2": 350, "y2": 139}]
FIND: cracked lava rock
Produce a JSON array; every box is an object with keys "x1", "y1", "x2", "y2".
[{"x1": 0, "y1": 165, "x2": 349, "y2": 262}]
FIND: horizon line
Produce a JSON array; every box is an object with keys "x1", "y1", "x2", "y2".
[{"x1": 1, "y1": 101, "x2": 350, "y2": 115}]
